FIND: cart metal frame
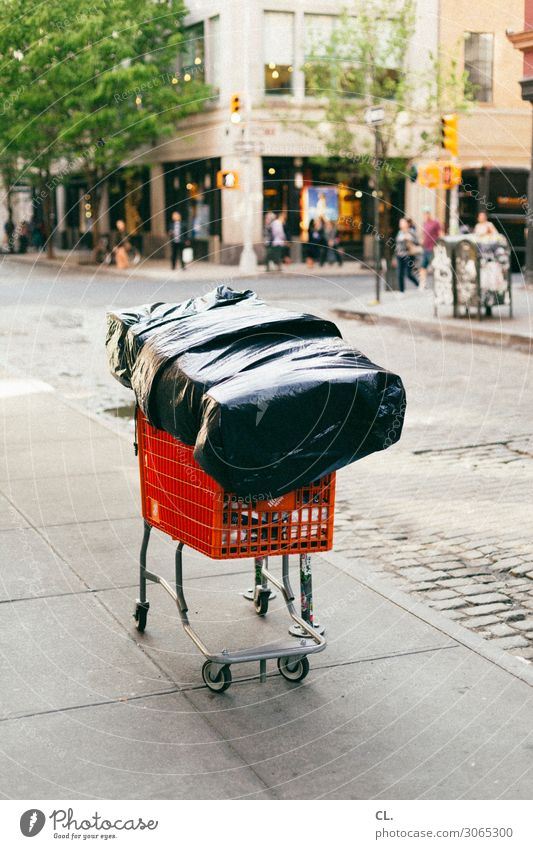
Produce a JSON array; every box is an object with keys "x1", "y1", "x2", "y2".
[{"x1": 135, "y1": 520, "x2": 327, "y2": 692}]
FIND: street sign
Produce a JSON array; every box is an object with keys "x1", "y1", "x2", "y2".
[
  {"x1": 216, "y1": 170, "x2": 239, "y2": 189},
  {"x1": 418, "y1": 161, "x2": 461, "y2": 190},
  {"x1": 364, "y1": 106, "x2": 385, "y2": 125}
]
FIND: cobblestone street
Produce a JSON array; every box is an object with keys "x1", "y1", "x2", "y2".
[{"x1": 333, "y1": 313, "x2": 533, "y2": 665}]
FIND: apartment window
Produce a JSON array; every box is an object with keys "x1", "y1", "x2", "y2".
[
  {"x1": 464, "y1": 32, "x2": 493, "y2": 102},
  {"x1": 179, "y1": 22, "x2": 205, "y2": 83},
  {"x1": 264, "y1": 11, "x2": 294, "y2": 95},
  {"x1": 207, "y1": 16, "x2": 220, "y2": 92},
  {"x1": 304, "y1": 14, "x2": 336, "y2": 96}
]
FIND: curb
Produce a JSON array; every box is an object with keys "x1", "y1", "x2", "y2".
[
  {"x1": 324, "y1": 549, "x2": 533, "y2": 689},
  {"x1": 334, "y1": 308, "x2": 533, "y2": 353}
]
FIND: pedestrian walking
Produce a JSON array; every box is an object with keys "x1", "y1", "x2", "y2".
[
  {"x1": 168, "y1": 211, "x2": 186, "y2": 271},
  {"x1": 395, "y1": 217, "x2": 420, "y2": 292},
  {"x1": 4, "y1": 217, "x2": 15, "y2": 253},
  {"x1": 264, "y1": 211, "x2": 276, "y2": 270},
  {"x1": 269, "y1": 212, "x2": 287, "y2": 271},
  {"x1": 305, "y1": 218, "x2": 321, "y2": 267},
  {"x1": 112, "y1": 219, "x2": 131, "y2": 270},
  {"x1": 317, "y1": 217, "x2": 329, "y2": 267},
  {"x1": 31, "y1": 219, "x2": 45, "y2": 251},
  {"x1": 18, "y1": 220, "x2": 29, "y2": 254},
  {"x1": 324, "y1": 219, "x2": 343, "y2": 266},
  {"x1": 420, "y1": 207, "x2": 441, "y2": 288}
]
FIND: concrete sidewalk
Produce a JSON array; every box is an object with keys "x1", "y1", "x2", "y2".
[
  {"x1": 337, "y1": 279, "x2": 533, "y2": 352},
  {"x1": 5, "y1": 248, "x2": 367, "y2": 282},
  {"x1": 1, "y1": 368, "x2": 532, "y2": 800}
]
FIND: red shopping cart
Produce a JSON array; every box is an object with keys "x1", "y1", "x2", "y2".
[{"x1": 134, "y1": 410, "x2": 335, "y2": 692}]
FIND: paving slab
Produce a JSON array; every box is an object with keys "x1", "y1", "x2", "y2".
[
  {"x1": 3, "y1": 468, "x2": 139, "y2": 527},
  {"x1": 0, "y1": 492, "x2": 28, "y2": 531},
  {"x1": 0, "y1": 592, "x2": 174, "y2": 719},
  {"x1": 0, "y1": 692, "x2": 272, "y2": 799},
  {"x1": 0, "y1": 526, "x2": 87, "y2": 601},
  {"x1": 183, "y1": 643, "x2": 533, "y2": 800},
  {"x1": 98, "y1": 557, "x2": 455, "y2": 692},
  {"x1": 0, "y1": 435, "x2": 131, "y2": 483},
  {"x1": 42, "y1": 518, "x2": 250, "y2": 591}
]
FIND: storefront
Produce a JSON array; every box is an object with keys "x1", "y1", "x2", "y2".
[
  {"x1": 163, "y1": 158, "x2": 221, "y2": 261},
  {"x1": 262, "y1": 156, "x2": 405, "y2": 262}
]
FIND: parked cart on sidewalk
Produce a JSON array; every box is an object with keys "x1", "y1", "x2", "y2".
[
  {"x1": 433, "y1": 234, "x2": 512, "y2": 321},
  {"x1": 134, "y1": 410, "x2": 335, "y2": 692},
  {"x1": 106, "y1": 286, "x2": 406, "y2": 693}
]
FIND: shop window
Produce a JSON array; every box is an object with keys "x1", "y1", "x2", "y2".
[
  {"x1": 464, "y1": 32, "x2": 493, "y2": 102},
  {"x1": 264, "y1": 11, "x2": 294, "y2": 95},
  {"x1": 178, "y1": 22, "x2": 205, "y2": 84}
]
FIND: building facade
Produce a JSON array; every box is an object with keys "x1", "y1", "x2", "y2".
[
  {"x1": 4, "y1": 0, "x2": 530, "y2": 264},
  {"x1": 437, "y1": 0, "x2": 532, "y2": 269}
]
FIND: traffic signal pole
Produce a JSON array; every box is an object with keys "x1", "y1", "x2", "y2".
[{"x1": 238, "y1": 3, "x2": 258, "y2": 274}]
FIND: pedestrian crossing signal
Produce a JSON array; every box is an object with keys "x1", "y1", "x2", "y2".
[
  {"x1": 217, "y1": 170, "x2": 239, "y2": 189},
  {"x1": 441, "y1": 114, "x2": 458, "y2": 158}
]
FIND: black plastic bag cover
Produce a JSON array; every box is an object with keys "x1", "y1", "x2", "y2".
[
  {"x1": 194, "y1": 337, "x2": 405, "y2": 497},
  {"x1": 107, "y1": 286, "x2": 341, "y2": 415},
  {"x1": 106, "y1": 286, "x2": 405, "y2": 497}
]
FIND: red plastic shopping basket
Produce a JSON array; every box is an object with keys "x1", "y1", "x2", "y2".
[{"x1": 136, "y1": 410, "x2": 335, "y2": 559}]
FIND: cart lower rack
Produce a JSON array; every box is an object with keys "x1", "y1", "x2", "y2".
[{"x1": 134, "y1": 410, "x2": 335, "y2": 692}]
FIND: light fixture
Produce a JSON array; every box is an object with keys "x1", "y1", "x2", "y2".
[
  {"x1": 172, "y1": 77, "x2": 178, "y2": 85},
  {"x1": 135, "y1": 95, "x2": 142, "y2": 106},
  {"x1": 194, "y1": 57, "x2": 202, "y2": 65},
  {"x1": 371, "y1": 190, "x2": 377, "y2": 197},
  {"x1": 85, "y1": 211, "x2": 92, "y2": 218},
  {"x1": 272, "y1": 70, "x2": 279, "y2": 79},
  {"x1": 288, "y1": 66, "x2": 293, "y2": 72},
  {"x1": 184, "y1": 73, "x2": 191, "y2": 82},
  {"x1": 268, "y1": 62, "x2": 276, "y2": 70},
  {"x1": 268, "y1": 167, "x2": 276, "y2": 175},
  {"x1": 355, "y1": 190, "x2": 363, "y2": 198}
]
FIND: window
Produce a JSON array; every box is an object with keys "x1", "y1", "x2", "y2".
[
  {"x1": 207, "y1": 16, "x2": 220, "y2": 92},
  {"x1": 464, "y1": 32, "x2": 493, "y2": 102},
  {"x1": 179, "y1": 22, "x2": 205, "y2": 84},
  {"x1": 264, "y1": 11, "x2": 294, "y2": 95},
  {"x1": 304, "y1": 14, "x2": 336, "y2": 96}
]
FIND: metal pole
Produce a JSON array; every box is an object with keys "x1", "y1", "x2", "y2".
[
  {"x1": 238, "y1": 2, "x2": 258, "y2": 274},
  {"x1": 374, "y1": 127, "x2": 381, "y2": 303}
]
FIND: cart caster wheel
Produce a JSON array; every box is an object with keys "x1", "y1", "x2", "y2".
[
  {"x1": 133, "y1": 601, "x2": 149, "y2": 633},
  {"x1": 277, "y1": 655, "x2": 309, "y2": 683},
  {"x1": 202, "y1": 662, "x2": 232, "y2": 693},
  {"x1": 254, "y1": 589, "x2": 270, "y2": 616}
]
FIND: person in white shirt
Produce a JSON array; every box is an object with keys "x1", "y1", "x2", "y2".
[{"x1": 168, "y1": 211, "x2": 186, "y2": 270}]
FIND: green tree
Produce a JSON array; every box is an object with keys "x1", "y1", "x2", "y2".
[
  {"x1": 302, "y1": 0, "x2": 473, "y2": 255},
  {"x1": 0, "y1": 0, "x2": 210, "y2": 258}
]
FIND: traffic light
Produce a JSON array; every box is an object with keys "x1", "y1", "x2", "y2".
[
  {"x1": 441, "y1": 114, "x2": 458, "y2": 158},
  {"x1": 230, "y1": 94, "x2": 241, "y2": 123}
]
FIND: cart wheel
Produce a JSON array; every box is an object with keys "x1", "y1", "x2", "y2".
[
  {"x1": 133, "y1": 601, "x2": 149, "y2": 633},
  {"x1": 254, "y1": 589, "x2": 270, "y2": 616},
  {"x1": 277, "y1": 655, "x2": 309, "y2": 683},
  {"x1": 202, "y1": 662, "x2": 232, "y2": 693}
]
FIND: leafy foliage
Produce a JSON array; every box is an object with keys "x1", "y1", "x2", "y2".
[{"x1": 0, "y1": 0, "x2": 210, "y2": 254}]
